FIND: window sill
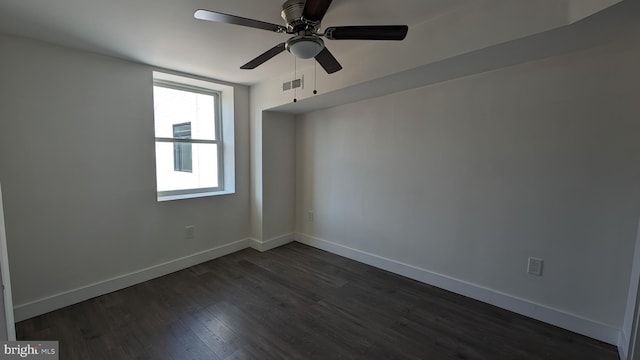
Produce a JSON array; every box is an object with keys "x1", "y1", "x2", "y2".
[{"x1": 157, "y1": 189, "x2": 235, "y2": 202}]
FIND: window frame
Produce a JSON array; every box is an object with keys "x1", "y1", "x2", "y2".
[{"x1": 153, "y1": 79, "x2": 225, "y2": 199}]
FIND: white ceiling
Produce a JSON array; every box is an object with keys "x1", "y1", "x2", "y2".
[{"x1": 0, "y1": 0, "x2": 469, "y2": 85}]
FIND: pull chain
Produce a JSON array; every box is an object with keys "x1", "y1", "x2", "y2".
[
  {"x1": 293, "y1": 56, "x2": 298, "y2": 103},
  {"x1": 313, "y1": 60, "x2": 318, "y2": 95}
]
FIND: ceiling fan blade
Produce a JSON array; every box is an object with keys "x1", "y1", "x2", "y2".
[
  {"x1": 303, "y1": 0, "x2": 333, "y2": 22},
  {"x1": 315, "y1": 47, "x2": 342, "y2": 74},
  {"x1": 194, "y1": 9, "x2": 286, "y2": 33},
  {"x1": 325, "y1": 25, "x2": 408, "y2": 40},
  {"x1": 240, "y1": 43, "x2": 287, "y2": 70}
]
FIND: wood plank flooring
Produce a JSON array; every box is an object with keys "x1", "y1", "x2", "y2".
[{"x1": 16, "y1": 242, "x2": 618, "y2": 359}]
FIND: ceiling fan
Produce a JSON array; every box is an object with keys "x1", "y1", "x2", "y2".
[{"x1": 194, "y1": 0, "x2": 409, "y2": 74}]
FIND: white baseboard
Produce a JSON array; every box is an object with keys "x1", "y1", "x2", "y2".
[
  {"x1": 295, "y1": 232, "x2": 620, "y2": 346},
  {"x1": 14, "y1": 234, "x2": 298, "y2": 322},
  {"x1": 12, "y1": 231, "x2": 623, "y2": 349},
  {"x1": 13, "y1": 238, "x2": 251, "y2": 322},
  {"x1": 249, "y1": 233, "x2": 294, "y2": 252}
]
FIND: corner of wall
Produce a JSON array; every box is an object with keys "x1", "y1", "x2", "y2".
[
  {"x1": 618, "y1": 330, "x2": 629, "y2": 360},
  {"x1": 568, "y1": 0, "x2": 623, "y2": 23},
  {"x1": 249, "y1": 233, "x2": 295, "y2": 252}
]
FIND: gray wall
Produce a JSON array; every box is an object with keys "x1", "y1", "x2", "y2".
[
  {"x1": 296, "y1": 36, "x2": 640, "y2": 328},
  {"x1": 262, "y1": 111, "x2": 296, "y2": 241},
  {"x1": 0, "y1": 35, "x2": 250, "y2": 308}
]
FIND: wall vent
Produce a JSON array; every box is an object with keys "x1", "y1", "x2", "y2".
[{"x1": 282, "y1": 76, "x2": 304, "y2": 92}]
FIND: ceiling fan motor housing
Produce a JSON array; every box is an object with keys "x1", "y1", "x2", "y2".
[{"x1": 281, "y1": 0, "x2": 312, "y2": 31}]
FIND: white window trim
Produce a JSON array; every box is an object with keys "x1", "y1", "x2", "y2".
[
  {"x1": 154, "y1": 82, "x2": 223, "y2": 192},
  {"x1": 153, "y1": 71, "x2": 236, "y2": 201}
]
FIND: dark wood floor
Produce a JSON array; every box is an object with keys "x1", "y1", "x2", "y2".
[{"x1": 17, "y1": 242, "x2": 617, "y2": 359}]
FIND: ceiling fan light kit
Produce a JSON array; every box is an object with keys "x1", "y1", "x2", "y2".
[
  {"x1": 194, "y1": 0, "x2": 408, "y2": 74},
  {"x1": 287, "y1": 35, "x2": 324, "y2": 59}
]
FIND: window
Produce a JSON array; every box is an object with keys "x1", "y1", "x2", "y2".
[
  {"x1": 152, "y1": 72, "x2": 235, "y2": 201},
  {"x1": 173, "y1": 122, "x2": 192, "y2": 172}
]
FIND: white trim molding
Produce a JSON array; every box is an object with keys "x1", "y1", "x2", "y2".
[
  {"x1": 14, "y1": 234, "x2": 297, "y2": 322},
  {"x1": 249, "y1": 233, "x2": 295, "y2": 252},
  {"x1": 13, "y1": 238, "x2": 250, "y2": 322},
  {"x1": 12, "y1": 231, "x2": 622, "y2": 350},
  {"x1": 619, "y1": 218, "x2": 640, "y2": 360},
  {"x1": 0, "y1": 183, "x2": 16, "y2": 340},
  {"x1": 619, "y1": 330, "x2": 629, "y2": 360},
  {"x1": 294, "y1": 232, "x2": 620, "y2": 346}
]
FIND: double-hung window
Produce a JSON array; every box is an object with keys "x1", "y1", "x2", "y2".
[{"x1": 153, "y1": 76, "x2": 228, "y2": 200}]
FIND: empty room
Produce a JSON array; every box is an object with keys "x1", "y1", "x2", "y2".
[{"x1": 0, "y1": 0, "x2": 639, "y2": 359}]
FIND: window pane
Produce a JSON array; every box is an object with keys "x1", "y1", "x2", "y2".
[
  {"x1": 172, "y1": 122, "x2": 192, "y2": 172},
  {"x1": 153, "y1": 86, "x2": 216, "y2": 140},
  {"x1": 173, "y1": 142, "x2": 192, "y2": 172},
  {"x1": 173, "y1": 122, "x2": 191, "y2": 139},
  {"x1": 155, "y1": 142, "x2": 219, "y2": 192}
]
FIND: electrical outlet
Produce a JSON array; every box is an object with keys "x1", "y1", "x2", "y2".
[
  {"x1": 307, "y1": 211, "x2": 314, "y2": 223},
  {"x1": 185, "y1": 225, "x2": 195, "y2": 240},
  {"x1": 527, "y1": 257, "x2": 543, "y2": 276}
]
